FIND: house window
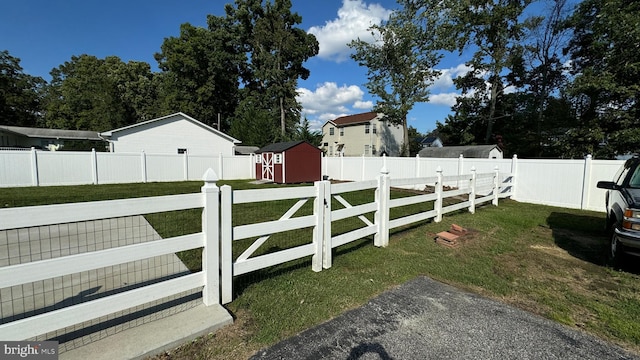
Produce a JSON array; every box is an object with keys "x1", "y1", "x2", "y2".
[
  {"x1": 330, "y1": 127, "x2": 335, "y2": 135},
  {"x1": 364, "y1": 145, "x2": 370, "y2": 155},
  {"x1": 372, "y1": 145, "x2": 376, "y2": 155},
  {"x1": 323, "y1": 142, "x2": 328, "y2": 147},
  {"x1": 340, "y1": 128, "x2": 344, "y2": 136},
  {"x1": 329, "y1": 146, "x2": 333, "y2": 156},
  {"x1": 372, "y1": 125, "x2": 377, "y2": 134},
  {"x1": 178, "y1": 148, "x2": 187, "y2": 154},
  {"x1": 256, "y1": 155, "x2": 262, "y2": 163},
  {"x1": 274, "y1": 153, "x2": 283, "y2": 164},
  {"x1": 365, "y1": 124, "x2": 370, "y2": 134}
]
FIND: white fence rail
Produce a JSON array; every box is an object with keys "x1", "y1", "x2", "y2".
[
  {"x1": 0, "y1": 148, "x2": 255, "y2": 187},
  {"x1": 322, "y1": 154, "x2": 621, "y2": 212},
  {"x1": 0, "y1": 170, "x2": 221, "y2": 341},
  {"x1": 0, "y1": 165, "x2": 509, "y2": 343}
]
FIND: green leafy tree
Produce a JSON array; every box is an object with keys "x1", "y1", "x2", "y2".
[
  {"x1": 416, "y1": 0, "x2": 532, "y2": 145},
  {"x1": 231, "y1": 0, "x2": 318, "y2": 138},
  {"x1": 46, "y1": 55, "x2": 128, "y2": 131},
  {"x1": 563, "y1": 0, "x2": 640, "y2": 158},
  {"x1": 292, "y1": 118, "x2": 322, "y2": 146},
  {"x1": 155, "y1": 16, "x2": 243, "y2": 131},
  {"x1": 0, "y1": 50, "x2": 46, "y2": 127},
  {"x1": 349, "y1": 2, "x2": 441, "y2": 156},
  {"x1": 229, "y1": 96, "x2": 278, "y2": 148}
]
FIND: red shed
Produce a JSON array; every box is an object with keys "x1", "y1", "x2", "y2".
[{"x1": 255, "y1": 140, "x2": 322, "y2": 184}]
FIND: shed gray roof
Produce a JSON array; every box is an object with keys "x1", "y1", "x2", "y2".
[
  {"x1": 0, "y1": 125, "x2": 102, "y2": 141},
  {"x1": 256, "y1": 141, "x2": 306, "y2": 153},
  {"x1": 235, "y1": 146, "x2": 259, "y2": 155},
  {"x1": 418, "y1": 145, "x2": 501, "y2": 158}
]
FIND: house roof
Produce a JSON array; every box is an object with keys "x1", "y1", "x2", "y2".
[
  {"x1": 100, "y1": 112, "x2": 241, "y2": 144},
  {"x1": 256, "y1": 140, "x2": 318, "y2": 153},
  {"x1": 0, "y1": 125, "x2": 102, "y2": 141},
  {"x1": 235, "y1": 146, "x2": 259, "y2": 155},
  {"x1": 418, "y1": 145, "x2": 502, "y2": 158},
  {"x1": 327, "y1": 112, "x2": 382, "y2": 127}
]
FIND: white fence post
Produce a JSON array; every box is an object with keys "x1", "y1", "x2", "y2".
[
  {"x1": 493, "y1": 166, "x2": 500, "y2": 206},
  {"x1": 218, "y1": 153, "x2": 224, "y2": 180},
  {"x1": 361, "y1": 154, "x2": 366, "y2": 181},
  {"x1": 435, "y1": 167, "x2": 443, "y2": 222},
  {"x1": 140, "y1": 150, "x2": 147, "y2": 183},
  {"x1": 375, "y1": 167, "x2": 390, "y2": 247},
  {"x1": 30, "y1": 147, "x2": 39, "y2": 186},
  {"x1": 91, "y1": 148, "x2": 98, "y2": 185},
  {"x1": 469, "y1": 167, "x2": 476, "y2": 214},
  {"x1": 322, "y1": 180, "x2": 332, "y2": 269},
  {"x1": 511, "y1": 154, "x2": 518, "y2": 199},
  {"x1": 220, "y1": 184, "x2": 233, "y2": 304},
  {"x1": 201, "y1": 168, "x2": 220, "y2": 306},
  {"x1": 581, "y1": 154, "x2": 593, "y2": 210},
  {"x1": 415, "y1": 154, "x2": 420, "y2": 178},
  {"x1": 457, "y1": 154, "x2": 464, "y2": 188},
  {"x1": 312, "y1": 181, "x2": 325, "y2": 272},
  {"x1": 340, "y1": 152, "x2": 344, "y2": 180},
  {"x1": 183, "y1": 151, "x2": 189, "y2": 180}
]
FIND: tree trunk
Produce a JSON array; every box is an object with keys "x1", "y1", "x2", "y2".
[
  {"x1": 280, "y1": 97, "x2": 285, "y2": 137},
  {"x1": 403, "y1": 116, "x2": 410, "y2": 157},
  {"x1": 485, "y1": 78, "x2": 499, "y2": 144}
]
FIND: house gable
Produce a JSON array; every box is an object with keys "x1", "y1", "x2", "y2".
[{"x1": 100, "y1": 112, "x2": 241, "y2": 155}]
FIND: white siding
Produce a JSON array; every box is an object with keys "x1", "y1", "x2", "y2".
[{"x1": 109, "y1": 116, "x2": 236, "y2": 156}]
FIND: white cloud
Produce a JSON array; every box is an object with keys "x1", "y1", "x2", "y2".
[
  {"x1": 429, "y1": 92, "x2": 459, "y2": 107},
  {"x1": 296, "y1": 82, "x2": 370, "y2": 129},
  {"x1": 308, "y1": 0, "x2": 392, "y2": 62},
  {"x1": 353, "y1": 100, "x2": 373, "y2": 109},
  {"x1": 430, "y1": 63, "x2": 473, "y2": 91}
]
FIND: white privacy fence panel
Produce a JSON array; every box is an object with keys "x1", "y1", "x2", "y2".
[
  {"x1": 96, "y1": 152, "x2": 143, "y2": 184},
  {"x1": 188, "y1": 154, "x2": 220, "y2": 180},
  {"x1": 0, "y1": 151, "x2": 32, "y2": 186},
  {"x1": 36, "y1": 151, "x2": 94, "y2": 186},
  {"x1": 587, "y1": 159, "x2": 625, "y2": 212},
  {"x1": 146, "y1": 153, "x2": 185, "y2": 182},
  {"x1": 222, "y1": 155, "x2": 253, "y2": 180},
  {"x1": 514, "y1": 159, "x2": 586, "y2": 209},
  {"x1": 0, "y1": 149, "x2": 254, "y2": 187}
]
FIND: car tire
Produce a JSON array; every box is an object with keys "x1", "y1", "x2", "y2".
[{"x1": 608, "y1": 225, "x2": 625, "y2": 269}]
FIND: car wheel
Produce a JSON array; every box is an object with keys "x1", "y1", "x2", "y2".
[{"x1": 608, "y1": 225, "x2": 625, "y2": 268}]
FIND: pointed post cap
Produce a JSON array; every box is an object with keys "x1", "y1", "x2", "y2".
[{"x1": 202, "y1": 168, "x2": 219, "y2": 182}]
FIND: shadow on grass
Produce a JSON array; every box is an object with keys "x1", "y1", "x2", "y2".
[{"x1": 547, "y1": 211, "x2": 640, "y2": 274}]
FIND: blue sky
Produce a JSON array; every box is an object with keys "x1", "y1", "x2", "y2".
[{"x1": 1, "y1": 0, "x2": 472, "y2": 134}]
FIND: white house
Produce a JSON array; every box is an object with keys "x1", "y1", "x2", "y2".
[
  {"x1": 100, "y1": 112, "x2": 241, "y2": 155},
  {"x1": 321, "y1": 112, "x2": 403, "y2": 157},
  {"x1": 0, "y1": 125, "x2": 103, "y2": 151}
]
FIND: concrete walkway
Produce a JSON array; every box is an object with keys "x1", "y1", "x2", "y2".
[
  {"x1": 251, "y1": 276, "x2": 639, "y2": 360},
  {"x1": 1, "y1": 215, "x2": 232, "y2": 357}
]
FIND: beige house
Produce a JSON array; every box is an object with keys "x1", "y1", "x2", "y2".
[{"x1": 321, "y1": 112, "x2": 403, "y2": 157}]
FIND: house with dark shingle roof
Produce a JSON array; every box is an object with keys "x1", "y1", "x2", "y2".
[
  {"x1": 321, "y1": 112, "x2": 403, "y2": 157},
  {"x1": 0, "y1": 125, "x2": 103, "y2": 151},
  {"x1": 418, "y1": 145, "x2": 503, "y2": 159}
]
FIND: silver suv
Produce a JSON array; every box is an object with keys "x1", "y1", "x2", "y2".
[{"x1": 597, "y1": 157, "x2": 640, "y2": 266}]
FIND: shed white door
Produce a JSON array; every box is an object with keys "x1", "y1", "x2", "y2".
[{"x1": 261, "y1": 153, "x2": 274, "y2": 181}]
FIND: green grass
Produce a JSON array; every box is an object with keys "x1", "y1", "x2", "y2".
[{"x1": 3, "y1": 181, "x2": 640, "y2": 358}]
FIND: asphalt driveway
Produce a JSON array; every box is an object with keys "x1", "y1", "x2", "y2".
[{"x1": 251, "y1": 276, "x2": 638, "y2": 360}]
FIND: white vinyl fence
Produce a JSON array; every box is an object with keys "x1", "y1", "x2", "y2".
[
  {"x1": 0, "y1": 167, "x2": 510, "y2": 346},
  {"x1": 0, "y1": 148, "x2": 255, "y2": 187},
  {"x1": 322, "y1": 154, "x2": 623, "y2": 213}
]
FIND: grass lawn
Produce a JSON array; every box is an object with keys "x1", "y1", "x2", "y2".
[{"x1": 2, "y1": 181, "x2": 640, "y2": 359}]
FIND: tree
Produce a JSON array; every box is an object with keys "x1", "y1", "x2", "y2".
[
  {"x1": 45, "y1": 55, "x2": 156, "y2": 131},
  {"x1": 155, "y1": 16, "x2": 243, "y2": 131},
  {"x1": 349, "y1": 1, "x2": 441, "y2": 156},
  {"x1": 563, "y1": 0, "x2": 640, "y2": 158},
  {"x1": 231, "y1": 0, "x2": 318, "y2": 138},
  {"x1": 0, "y1": 50, "x2": 45, "y2": 127},
  {"x1": 413, "y1": 0, "x2": 532, "y2": 145},
  {"x1": 292, "y1": 118, "x2": 322, "y2": 146}
]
